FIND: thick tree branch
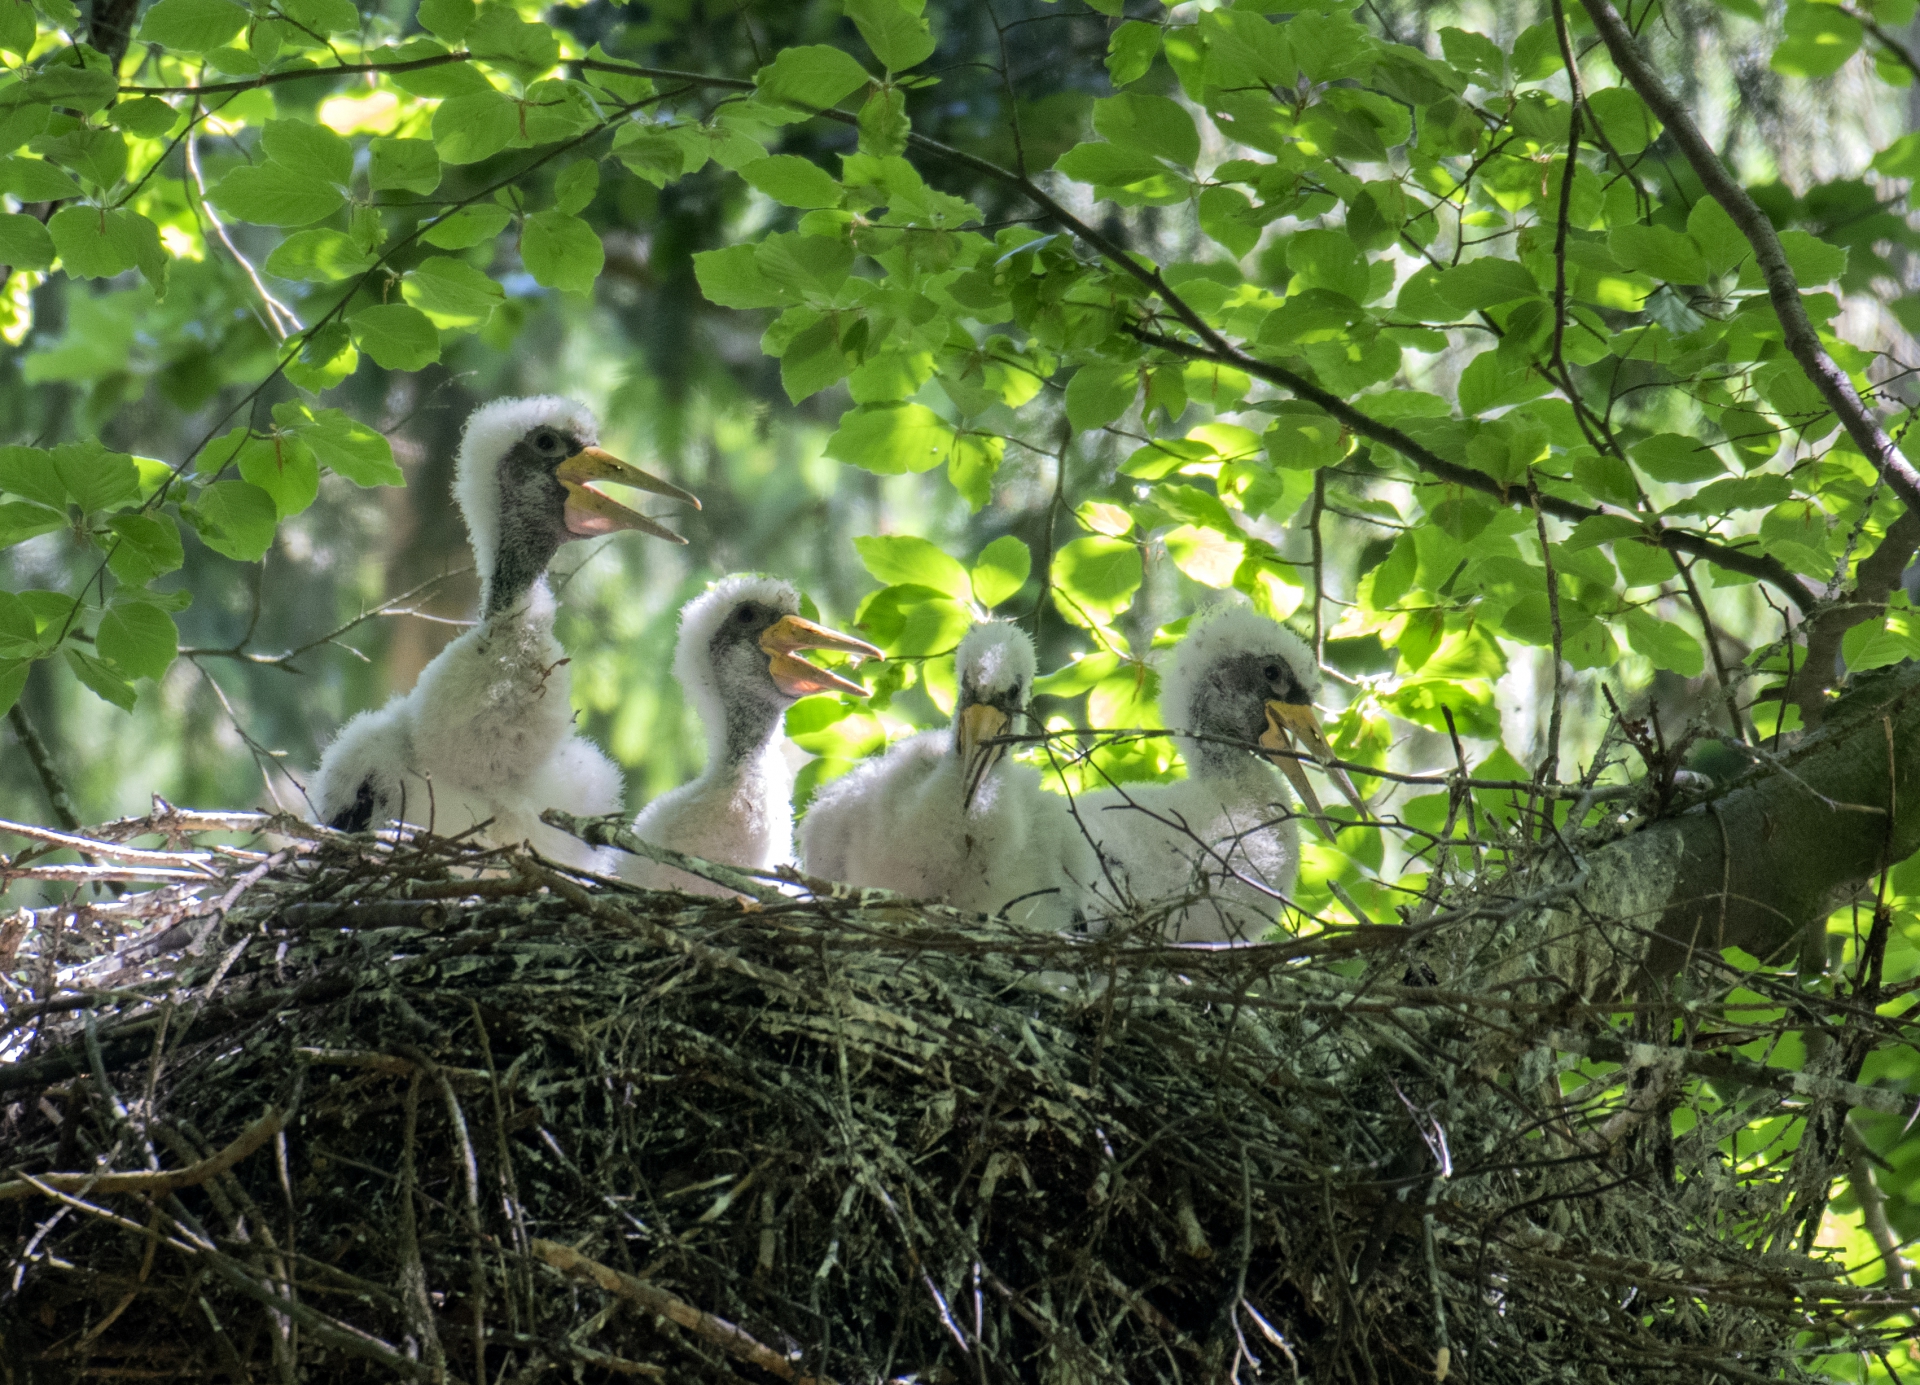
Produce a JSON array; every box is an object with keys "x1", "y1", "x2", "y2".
[
  {"x1": 1580, "y1": 0, "x2": 1920, "y2": 522},
  {"x1": 1557, "y1": 661, "x2": 1920, "y2": 982},
  {"x1": 6, "y1": 701, "x2": 85, "y2": 833}
]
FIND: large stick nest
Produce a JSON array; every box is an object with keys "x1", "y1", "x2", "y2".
[{"x1": 0, "y1": 806, "x2": 1902, "y2": 1382}]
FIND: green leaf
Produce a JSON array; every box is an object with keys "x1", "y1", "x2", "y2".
[
  {"x1": 1736, "y1": 229, "x2": 1846, "y2": 288},
  {"x1": 947, "y1": 431, "x2": 1003, "y2": 513},
  {"x1": 0, "y1": 0, "x2": 34, "y2": 58},
  {"x1": 284, "y1": 322, "x2": 359, "y2": 392},
  {"x1": 1197, "y1": 184, "x2": 1258, "y2": 258},
  {"x1": 845, "y1": 0, "x2": 935, "y2": 72},
  {"x1": 264, "y1": 228, "x2": 373, "y2": 282},
  {"x1": 1106, "y1": 19, "x2": 1160, "y2": 86},
  {"x1": 50, "y1": 206, "x2": 163, "y2": 287},
  {"x1": 97, "y1": 598, "x2": 178, "y2": 681},
  {"x1": 236, "y1": 431, "x2": 318, "y2": 518},
  {"x1": 50, "y1": 440, "x2": 138, "y2": 513},
  {"x1": 402, "y1": 254, "x2": 504, "y2": 329},
  {"x1": 857, "y1": 85, "x2": 909, "y2": 157},
  {"x1": 0, "y1": 588, "x2": 40, "y2": 658},
  {"x1": 466, "y1": 2, "x2": 559, "y2": 77},
  {"x1": 0, "y1": 444, "x2": 65, "y2": 508},
  {"x1": 1, "y1": 155, "x2": 82, "y2": 200},
  {"x1": 432, "y1": 90, "x2": 519, "y2": 165},
  {"x1": 422, "y1": 202, "x2": 512, "y2": 249},
  {"x1": 416, "y1": 0, "x2": 473, "y2": 41},
  {"x1": 1054, "y1": 141, "x2": 1172, "y2": 193},
  {"x1": 186, "y1": 479, "x2": 277, "y2": 561},
  {"x1": 136, "y1": 0, "x2": 248, "y2": 51},
  {"x1": 109, "y1": 96, "x2": 178, "y2": 138},
  {"x1": 282, "y1": 0, "x2": 357, "y2": 32},
  {"x1": 260, "y1": 119, "x2": 352, "y2": 186},
  {"x1": 1433, "y1": 258, "x2": 1541, "y2": 311},
  {"x1": 1662, "y1": 473, "x2": 1793, "y2": 516},
  {"x1": 825, "y1": 402, "x2": 954, "y2": 474},
  {"x1": 105, "y1": 512, "x2": 184, "y2": 584},
  {"x1": 857, "y1": 583, "x2": 972, "y2": 657},
  {"x1": 1092, "y1": 92, "x2": 1198, "y2": 167},
  {"x1": 1064, "y1": 363, "x2": 1138, "y2": 430},
  {"x1": 1266, "y1": 406, "x2": 1346, "y2": 469},
  {"x1": 349, "y1": 303, "x2": 441, "y2": 371},
  {"x1": 693, "y1": 243, "x2": 788, "y2": 309},
  {"x1": 66, "y1": 646, "x2": 136, "y2": 710},
  {"x1": 776, "y1": 314, "x2": 853, "y2": 403},
  {"x1": 1583, "y1": 87, "x2": 1661, "y2": 157},
  {"x1": 552, "y1": 158, "x2": 598, "y2": 215},
  {"x1": 1632, "y1": 433, "x2": 1727, "y2": 484},
  {"x1": 755, "y1": 231, "x2": 853, "y2": 299},
  {"x1": 292, "y1": 406, "x2": 403, "y2": 486},
  {"x1": 207, "y1": 162, "x2": 344, "y2": 227},
  {"x1": 971, "y1": 535, "x2": 1031, "y2": 607},
  {"x1": 0, "y1": 210, "x2": 52, "y2": 270},
  {"x1": 38, "y1": 126, "x2": 126, "y2": 191},
  {"x1": 380, "y1": 38, "x2": 491, "y2": 95},
  {"x1": 1770, "y1": 1, "x2": 1863, "y2": 78},
  {"x1": 1686, "y1": 196, "x2": 1748, "y2": 277},
  {"x1": 0, "y1": 659, "x2": 27, "y2": 717},
  {"x1": 370, "y1": 137, "x2": 441, "y2": 195},
  {"x1": 1609, "y1": 224, "x2": 1710, "y2": 285},
  {"x1": 754, "y1": 44, "x2": 872, "y2": 113},
  {"x1": 520, "y1": 210, "x2": 603, "y2": 294},
  {"x1": 1622, "y1": 608, "x2": 1705, "y2": 677},
  {"x1": 0, "y1": 499, "x2": 63, "y2": 547},
  {"x1": 741, "y1": 154, "x2": 842, "y2": 209},
  {"x1": 853, "y1": 534, "x2": 971, "y2": 601},
  {"x1": 1052, "y1": 535, "x2": 1141, "y2": 626}
]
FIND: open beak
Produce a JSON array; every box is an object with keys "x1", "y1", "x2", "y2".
[
  {"x1": 1260, "y1": 700, "x2": 1370, "y2": 822},
  {"x1": 759, "y1": 614, "x2": 883, "y2": 699},
  {"x1": 957, "y1": 702, "x2": 1011, "y2": 809},
  {"x1": 557, "y1": 446, "x2": 700, "y2": 543}
]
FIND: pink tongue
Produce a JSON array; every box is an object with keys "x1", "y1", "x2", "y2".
[{"x1": 563, "y1": 498, "x2": 622, "y2": 536}]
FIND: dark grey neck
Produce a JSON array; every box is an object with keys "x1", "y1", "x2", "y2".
[
  {"x1": 1186, "y1": 709, "x2": 1256, "y2": 779},
  {"x1": 717, "y1": 693, "x2": 786, "y2": 772},
  {"x1": 485, "y1": 503, "x2": 565, "y2": 619}
]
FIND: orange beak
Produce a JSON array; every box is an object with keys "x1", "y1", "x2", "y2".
[
  {"x1": 1259, "y1": 699, "x2": 1369, "y2": 821},
  {"x1": 759, "y1": 613, "x2": 883, "y2": 698},
  {"x1": 557, "y1": 446, "x2": 700, "y2": 543}
]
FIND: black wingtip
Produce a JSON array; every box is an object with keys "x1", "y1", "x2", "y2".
[{"x1": 328, "y1": 780, "x2": 377, "y2": 834}]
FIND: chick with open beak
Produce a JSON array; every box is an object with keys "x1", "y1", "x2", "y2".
[
  {"x1": 622, "y1": 576, "x2": 881, "y2": 897},
  {"x1": 1260, "y1": 698, "x2": 1369, "y2": 823}
]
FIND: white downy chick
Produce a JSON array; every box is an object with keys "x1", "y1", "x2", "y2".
[
  {"x1": 624, "y1": 575, "x2": 881, "y2": 895},
  {"x1": 801, "y1": 621, "x2": 1095, "y2": 930},
  {"x1": 1075, "y1": 605, "x2": 1365, "y2": 943},
  {"x1": 308, "y1": 396, "x2": 698, "y2": 869}
]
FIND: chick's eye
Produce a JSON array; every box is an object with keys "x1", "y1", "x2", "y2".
[
  {"x1": 1263, "y1": 664, "x2": 1281, "y2": 682},
  {"x1": 737, "y1": 606, "x2": 757, "y2": 623},
  {"x1": 535, "y1": 431, "x2": 559, "y2": 453}
]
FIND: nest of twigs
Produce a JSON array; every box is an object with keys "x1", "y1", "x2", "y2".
[{"x1": 0, "y1": 803, "x2": 1899, "y2": 1382}]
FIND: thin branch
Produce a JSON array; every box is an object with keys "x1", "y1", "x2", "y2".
[
  {"x1": 6, "y1": 701, "x2": 85, "y2": 833},
  {"x1": 185, "y1": 91, "x2": 300, "y2": 342},
  {"x1": 1580, "y1": 0, "x2": 1920, "y2": 522},
  {"x1": 1527, "y1": 471, "x2": 1566, "y2": 786}
]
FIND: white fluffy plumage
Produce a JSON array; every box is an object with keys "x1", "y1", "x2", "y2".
[
  {"x1": 307, "y1": 397, "x2": 625, "y2": 869},
  {"x1": 1075, "y1": 604, "x2": 1316, "y2": 943},
  {"x1": 800, "y1": 621, "x2": 1095, "y2": 930},
  {"x1": 623, "y1": 575, "x2": 806, "y2": 895}
]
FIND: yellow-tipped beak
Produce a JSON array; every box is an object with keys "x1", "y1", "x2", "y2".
[
  {"x1": 556, "y1": 446, "x2": 700, "y2": 543},
  {"x1": 1260, "y1": 700, "x2": 1370, "y2": 822},
  {"x1": 758, "y1": 614, "x2": 883, "y2": 699},
  {"x1": 957, "y1": 702, "x2": 1011, "y2": 809}
]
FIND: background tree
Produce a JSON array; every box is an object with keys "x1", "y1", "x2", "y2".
[{"x1": 3, "y1": 0, "x2": 1920, "y2": 1374}]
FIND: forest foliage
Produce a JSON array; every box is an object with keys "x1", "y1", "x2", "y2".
[{"x1": 1, "y1": 0, "x2": 1920, "y2": 1373}]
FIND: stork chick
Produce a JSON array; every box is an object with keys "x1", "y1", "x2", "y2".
[
  {"x1": 1077, "y1": 606, "x2": 1365, "y2": 943},
  {"x1": 623, "y1": 575, "x2": 881, "y2": 895},
  {"x1": 801, "y1": 621, "x2": 1095, "y2": 931},
  {"x1": 309, "y1": 397, "x2": 698, "y2": 868}
]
